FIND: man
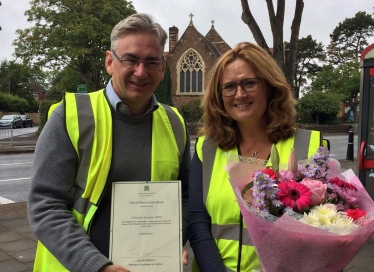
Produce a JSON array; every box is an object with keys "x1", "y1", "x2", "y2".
[{"x1": 28, "y1": 13, "x2": 190, "y2": 272}]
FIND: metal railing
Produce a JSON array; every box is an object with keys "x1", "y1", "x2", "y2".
[{"x1": 0, "y1": 126, "x2": 13, "y2": 147}]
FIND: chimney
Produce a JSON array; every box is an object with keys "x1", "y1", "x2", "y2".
[{"x1": 169, "y1": 26, "x2": 179, "y2": 53}]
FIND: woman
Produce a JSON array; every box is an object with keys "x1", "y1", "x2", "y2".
[{"x1": 188, "y1": 42, "x2": 322, "y2": 271}]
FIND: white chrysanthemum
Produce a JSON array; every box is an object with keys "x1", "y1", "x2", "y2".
[
  {"x1": 313, "y1": 204, "x2": 337, "y2": 216},
  {"x1": 300, "y1": 213, "x2": 321, "y2": 228},
  {"x1": 300, "y1": 204, "x2": 359, "y2": 234},
  {"x1": 318, "y1": 214, "x2": 332, "y2": 226}
]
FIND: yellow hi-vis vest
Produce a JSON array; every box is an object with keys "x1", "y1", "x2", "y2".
[
  {"x1": 194, "y1": 129, "x2": 322, "y2": 272},
  {"x1": 34, "y1": 89, "x2": 186, "y2": 271}
]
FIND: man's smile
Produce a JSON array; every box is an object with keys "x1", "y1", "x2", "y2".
[{"x1": 130, "y1": 81, "x2": 148, "y2": 87}]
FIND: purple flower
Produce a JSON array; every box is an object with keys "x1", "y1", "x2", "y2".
[
  {"x1": 254, "y1": 196, "x2": 265, "y2": 208},
  {"x1": 317, "y1": 146, "x2": 330, "y2": 159},
  {"x1": 272, "y1": 199, "x2": 283, "y2": 207},
  {"x1": 258, "y1": 209, "x2": 270, "y2": 218},
  {"x1": 252, "y1": 170, "x2": 278, "y2": 210}
]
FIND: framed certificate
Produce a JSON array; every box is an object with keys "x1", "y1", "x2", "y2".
[{"x1": 109, "y1": 181, "x2": 183, "y2": 271}]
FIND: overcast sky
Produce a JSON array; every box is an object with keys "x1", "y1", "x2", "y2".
[{"x1": 0, "y1": 0, "x2": 373, "y2": 62}]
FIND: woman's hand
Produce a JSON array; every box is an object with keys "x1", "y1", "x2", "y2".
[{"x1": 182, "y1": 248, "x2": 189, "y2": 265}]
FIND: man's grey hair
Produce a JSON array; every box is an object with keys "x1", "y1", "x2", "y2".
[{"x1": 110, "y1": 13, "x2": 167, "y2": 53}]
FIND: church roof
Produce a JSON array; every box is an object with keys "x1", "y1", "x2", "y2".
[
  {"x1": 205, "y1": 24, "x2": 231, "y2": 55},
  {"x1": 195, "y1": 29, "x2": 221, "y2": 59}
]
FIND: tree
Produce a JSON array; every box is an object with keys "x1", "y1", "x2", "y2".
[
  {"x1": 0, "y1": 60, "x2": 43, "y2": 112},
  {"x1": 50, "y1": 65, "x2": 84, "y2": 93},
  {"x1": 327, "y1": 11, "x2": 374, "y2": 64},
  {"x1": 154, "y1": 63, "x2": 173, "y2": 105},
  {"x1": 240, "y1": 0, "x2": 304, "y2": 98},
  {"x1": 311, "y1": 62, "x2": 360, "y2": 123},
  {"x1": 13, "y1": 0, "x2": 136, "y2": 92},
  {"x1": 285, "y1": 35, "x2": 325, "y2": 97},
  {"x1": 298, "y1": 91, "x2": 341, "y2": 124},
  {"x1": 306, "y1": 12, "x2": 374, "y2": 124},
  {"x1": 0, "y1": 60, "x2": 31, "y2": 96}
]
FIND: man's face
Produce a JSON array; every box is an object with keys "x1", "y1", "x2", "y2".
[{"x1": 105, "y1": 32, "x2": 165, "y2": 115}]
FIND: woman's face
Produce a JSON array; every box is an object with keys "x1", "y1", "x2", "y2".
[{"x1": 220, "y1": 58, "x2": 269, "y2": 126}]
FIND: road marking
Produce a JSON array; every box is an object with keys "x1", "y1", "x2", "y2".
[
  {"x1": 0, "y1": 196, "x2": 14, "y2": 204},
  {"x1": 0, "y1": 177, "x2": 30, "y2": 182},
  {"x1": 0, "y1": 162, "x2": 32, "y2": 166}
]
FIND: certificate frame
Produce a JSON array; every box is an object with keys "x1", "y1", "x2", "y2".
[{"x1": 109, "y1": 181, "x2": 183, "y2": 271}]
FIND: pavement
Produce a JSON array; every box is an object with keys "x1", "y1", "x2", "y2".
[{"x1": 0, "y1": 133, "x2": 374, "y2": 271}]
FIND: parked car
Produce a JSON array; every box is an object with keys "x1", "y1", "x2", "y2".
[
  {"x1": 0, "y1": 115, "x2": 23, "y2": 129},
  {"x1": 20, "y1": 115, "x2": 33, "y2": 128}
]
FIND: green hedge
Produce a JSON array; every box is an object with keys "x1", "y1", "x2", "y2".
[
  {"x1": 180, "y1": 98, "x2": 203, "y2": 123},
  {"x1": 37, "y1": 89, "x2": 64, "y2": 134},
  {"x1": 0, "y1": 93, "x2": 31, "y2": 112}
]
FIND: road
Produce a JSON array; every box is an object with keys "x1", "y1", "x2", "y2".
[
  {"x1": 0, "y1": 126, "x2": 37, "y2": 139},
  {"x1": 0, "y1": 153, "x2": 33, "y2": 204},
  {"x1": 0, "y1": 131, "x2": 358, "y2": 204},
  {"x1": 324, "y1": 134, "x2": 358, "y2": 160},
  {"x1": 0, "y1": 126, "x2": 38, "y2": 204}
]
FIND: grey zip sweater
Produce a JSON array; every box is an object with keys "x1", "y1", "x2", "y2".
[{"x1": 28, "y1": 93, "x2": 190, "y2": 272}]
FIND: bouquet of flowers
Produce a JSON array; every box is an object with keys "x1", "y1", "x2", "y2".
[{"x1": 225, "y1": 146, "x2": 374, "y2": 272}]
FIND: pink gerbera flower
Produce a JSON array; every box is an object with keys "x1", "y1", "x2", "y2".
[{"x1": 278, "y1": 180, "x2": 312, "y2": 211}]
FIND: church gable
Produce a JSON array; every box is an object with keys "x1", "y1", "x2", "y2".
[
  {"x1": 205, "y1": 22, "x2": 231, "y2": 55},
  {"x1": 166, "y1": 14, "x2": 231, "y2": 109}
]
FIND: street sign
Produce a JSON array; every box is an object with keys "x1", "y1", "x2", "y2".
[{"x1": 77, "y1": 84, "x2": 87, "y2": 93}]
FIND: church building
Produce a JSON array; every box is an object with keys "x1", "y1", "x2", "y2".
[{"x1": 165, "y1": 14, "x2": 231, "y2": 108}]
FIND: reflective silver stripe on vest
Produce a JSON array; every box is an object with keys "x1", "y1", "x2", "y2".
[
  {"x1": 70, "y1": 94, "x2": 95, "y2": 215},
  {"x1": 202, "y1": 137, "x2": 216, "y2": 206},
  {"x1": 211, "y1": 224, "x2": 252, "y2": 246},
  {"x1": 294, "y1": 128, "x2": 312, "y2": 160},
  {"x1": 69, "y1": 186, "x2": 90, "y2": 215},
  {"x1": 162, "y1": 104, "x2": 185, "y2": 165}
]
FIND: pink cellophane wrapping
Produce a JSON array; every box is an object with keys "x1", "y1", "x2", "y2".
[{"x1": 226, "y1": 158, "x2": 374, "y2": 272}]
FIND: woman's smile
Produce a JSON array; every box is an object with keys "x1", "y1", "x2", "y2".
[{"x1": 235, "y1": 103, "x2": 252, "y2": 108}]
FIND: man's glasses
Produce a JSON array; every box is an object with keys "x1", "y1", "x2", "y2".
[
  {"x1": 220, "y1": 78, "x2": 261, "y2": 97},
  {"x1": 111, "y1": 50, "x2": 164, "y2": 70}
]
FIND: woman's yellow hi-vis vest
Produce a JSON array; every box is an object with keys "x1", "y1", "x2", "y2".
[
  {"x1": 193, "y1": 129, "x2": 321, "y2": 272},
  {"x1": 34, "y1": 90, "x2": 186, "y2": 271}
]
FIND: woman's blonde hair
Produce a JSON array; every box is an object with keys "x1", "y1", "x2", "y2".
[{"x1": 200, "y1": 42, "x2": 297, "y2": 150}]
